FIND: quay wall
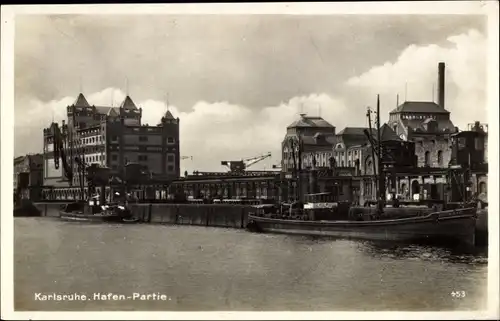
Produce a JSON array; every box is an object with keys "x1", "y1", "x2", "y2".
[
  {"x1": 127, "y1": 203, "x2": 253, "y2": 229},
  {"x1": 30, "y1": 202, "x2": 254, "y2": 228},
  {"x1": 31, "y1": 202, "x2": 64, "y2": 217},
  {"x1": 475, "y1": 209, "x2": 488, "y2": 246}
]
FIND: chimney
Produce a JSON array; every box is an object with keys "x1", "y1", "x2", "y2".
[{"x1": 438, "y1": 62, "x2": 445, "y2": 109}]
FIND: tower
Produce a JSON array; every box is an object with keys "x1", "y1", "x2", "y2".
[{"x1": 161, "y1": 110, "x2": 180, "y2": 178}]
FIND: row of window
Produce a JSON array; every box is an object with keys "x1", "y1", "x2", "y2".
[
  {"x1": 84, "y1": 155, "x2": 105, "y2": 163},
  {"x1": 78, "y1": 136, "x2": 103, "y2": 145},
  {"x1": 106, "y1": 164, "x2": 176, "y2": 172},
  {"x1": 424, "y1": 150, "x2": 444, "y2": 167},
  {"x1": 400, "y1": 114, "x2": 438, "y2": 120},
  {"x1": 109, "y1": 154, "x2": 176, "y2": 163},
  {"x1": 110, "y1": 136, "x2": 176, "y2": 143}
]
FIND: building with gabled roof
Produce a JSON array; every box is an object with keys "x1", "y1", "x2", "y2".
[
  {"x1": 282, "y1": 113, "x2": 337, "y2": 172},
  {"x1": 388, "y1": 62, "x2": 457, "y2": 168}
]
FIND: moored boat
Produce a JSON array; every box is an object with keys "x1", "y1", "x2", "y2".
[
  {"x1": 247, "y1": 202, "x2": 477, "y2": 246},
  {"x1": 59, "y1": 195, "x2": 140, "y2": 224}
]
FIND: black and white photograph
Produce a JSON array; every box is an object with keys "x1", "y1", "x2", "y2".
[{"x1": 1, "y1": 2, "x2": 499, "y2": 320}]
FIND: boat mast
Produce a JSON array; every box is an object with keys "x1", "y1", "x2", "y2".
[
  {"x1": 376, "y1": 94, "x2": 385, "y2": 203},
  {"x1": 366, "y1": 107, "x2": 378, "y2": 199}
]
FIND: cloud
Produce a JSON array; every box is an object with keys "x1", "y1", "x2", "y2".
[
  {"x1": 346, "y1": 29, "x2": 487, "y2": 128},
  {"x1": 14, "y1": 29, "x2": 487, "y2": 175}
]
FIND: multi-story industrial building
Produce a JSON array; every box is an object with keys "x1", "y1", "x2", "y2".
[
  {"x1": 389, "y1": 62, "x2": 457, "y2": 168},
  {"x1": 42, "y1": 93, "x2": 180, "y2": 200}
]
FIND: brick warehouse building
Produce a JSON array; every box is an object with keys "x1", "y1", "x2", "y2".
[{"x1": 42, "y1": 93, "x2": 180, "y2": 200}]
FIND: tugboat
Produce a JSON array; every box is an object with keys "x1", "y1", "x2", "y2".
[
  {"x1": 247, "y1": 95, "x2": 478, "y2": 247},
  {"x1": 58, "y1": 168, "x2": 140, "y2": 224}
]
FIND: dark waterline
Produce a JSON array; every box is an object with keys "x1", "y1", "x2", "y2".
[{"x1": 14, "y1": 217, "x2": 488, "y2": 311}]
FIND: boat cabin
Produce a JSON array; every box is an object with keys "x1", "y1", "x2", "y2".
[
  {"x1": 303, "y1": 192, "x2": 350, "y2": 220},
  {"x1": 249, "y1": 204, "x2": 280, "y2": 217}
]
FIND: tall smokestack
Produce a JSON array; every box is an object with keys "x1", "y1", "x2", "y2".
[{"x1": 438, "y1": 62, "x2": 445, "y2": 109}]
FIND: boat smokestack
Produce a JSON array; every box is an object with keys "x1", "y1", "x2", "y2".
[
  {"x1": 309, "y1": 170, "x2": 319, "y2": 194},
  {"x1": 438, "y1": 62, "x2": 445, "y2": 109}
]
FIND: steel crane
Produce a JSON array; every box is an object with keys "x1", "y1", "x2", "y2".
[{"x1": 221, "y1": 152, "x2": 272, "y2": 173}]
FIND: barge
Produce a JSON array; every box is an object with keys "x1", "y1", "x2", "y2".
[{"x1": 247, "y1": 200, "x2": 477, "y2": 246}]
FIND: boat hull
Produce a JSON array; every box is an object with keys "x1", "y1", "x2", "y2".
[
  {"x1": 59, "y1": 211, "x2": 132, "y2": 223},
  {"x1": 248, "y1": 208, "x2": 477, "y2": 247}
]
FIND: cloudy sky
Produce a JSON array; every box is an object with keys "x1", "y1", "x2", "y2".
[{"x1": 14, "y1": 13, "x2": 487, "y2": 173}]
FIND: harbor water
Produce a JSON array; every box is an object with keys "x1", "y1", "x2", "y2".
[{"x1": 14, "y1": 217, "x2": 488, "y2": 311}]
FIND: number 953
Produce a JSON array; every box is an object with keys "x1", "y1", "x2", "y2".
[{"x1": 451, "y1": 291, "x2": 466, "y2": 298}]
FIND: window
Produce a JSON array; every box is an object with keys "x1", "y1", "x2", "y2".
[
  {"x1": 139, "y1": 136, "x2": 148, "y2": 142},
  {"x1": 167, "y1": 154, "x2": 174, "y2": 162},
  {"x1": 437, "y1": 150, "x2": 443, "y2": 167},
  {"x1": 424, "y1": 151, "x2": 431, "y2": 167},
  {"x1": 167, "y1": 137, "x2": 175, "y2": 144},
  {"x1": 111, "y1": 154, "x2": 118, "y2": 161},
  {"x1": 167, "y1": 165, "x2": 174, "y2": 172},
  {"x1": 475, "y1": 137, "x2": 484, "y2": 150},
  {"x1": 111, "y1": 135, "x2": 118, "y2": 141},
  {"x1": 138, "y1": 155, "x2": 148, "y2": 161}
]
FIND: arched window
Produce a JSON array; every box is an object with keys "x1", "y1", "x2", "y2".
[
  {"x1": 424, "y1": 151, "x2": 431, "y2": 167},
  {"x1": 366, "y1": 159, "x2": 373, "y2": 176},
  {"x1": 437, "y1": 150, "x2": 443, "y2": 167},
  {"x1": 479, "y1": 182, "x2": 487, "y2": 195}
]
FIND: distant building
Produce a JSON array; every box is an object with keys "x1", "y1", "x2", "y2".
[
  {"x1": 13, "y1": 153, "x2": 43, "y2": 200},
  {"x1": 389, "y1": 62, "x2": 458, "y2": 168},
  {"x1": 333, "y1": 124, "x2": 401, "y2": 204},
  {"x1": 42, "y1": 93, "x2": 180, "y2": 200},
  {"x1": 466, "y1": 121, "x2": 488, "y2": 203},
  {"x1": 282, "y1": 113, "x2": 336, "y2": 172}
]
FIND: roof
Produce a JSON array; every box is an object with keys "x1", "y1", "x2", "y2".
[
  {"x1": 401, "y1": 118, "x2": 456, "y2": 133},
  {"x1": 120, "y1": 95, "x2": 138, "y2": 110},
  {"x1": 337, "y1": 127, "x2": 368, "y2": 136},
  {"x1": 301, "y1": 134, "x2": 337, "y2": 146},
  {"x1": 73, "y1": 93, "x2": 90, "y2": 107},
  {"x1": 337, "y1": 124, "x2": 401, "y2": 147},
  {"x1": 14, "y1": 155, "x2": 25, "y2": 164},
  {"x1": 287, "y1": 114, "x2": 334, "y2": 129},
  {"x1": 164, "y1": 110, "x2": 176, "y2": 120},
  {"x1": 336, "y1": 127, "x2": 370, "y2": 147},
  {"x1": 94, "y1": 106, "x2": 120, "y2": 116},
  {"x1": 379, "y1": 123, "x2": 401, "y2": 141},
  {"x1": 390, "y1": 101, "x2": 449, "y2": 114}
]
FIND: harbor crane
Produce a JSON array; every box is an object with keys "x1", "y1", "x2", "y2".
[{"x1": 221, "y1": 152, "x2": 272, "y2": 173}]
